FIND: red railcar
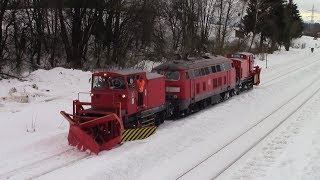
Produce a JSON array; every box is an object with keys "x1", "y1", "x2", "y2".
[
  {"x1": 61, "y1": 53, "x2": 261, "y2": 154},
  {"x1": 91, "y1": 70, "x2": 167, "y2": 128},
  {"x1": 226, "y1": 52, "x2": 261, "y2": 89},
  {"x1": 153, "y1": 55, "x2": 237, "y2": 114}
]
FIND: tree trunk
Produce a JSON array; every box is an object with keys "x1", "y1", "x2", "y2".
[
  {"x1": 0, "y1": 0, "x2": 9, "y2": 65},
  {"x1": 58, "y1": 5, "x2": 72, "y2": 64}
]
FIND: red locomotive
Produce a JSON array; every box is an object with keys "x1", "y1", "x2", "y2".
[
  {"x1": 226, "y1": 52, "x2": 261, "y2": 89},
  {"x1": 61, "y1": 52, "x2": 261, "y2": 154},
  {"x1": 89, "y1": 70, "x2": 167, "y2": 128},
  {"x1": 153, "y1": 54, "x2": 237, "y2": 115}
]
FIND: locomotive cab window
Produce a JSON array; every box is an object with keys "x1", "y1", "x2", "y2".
[
  {"x1": 108, "y1": 76, "x2": 126, "y2": 90},
  {"x1": 194, "y1": 69, "x2": 201, "y2": 77},
  {"x1": 201, "y1": 68, "x2": 206, "y2": 76},
  {"x1": 93, "y1": 76, "x2": 107, "y2": 90},
  {"x1": 205, "y1": 67, "x2": 210, "y2": 75},
  {"x1": 166, "y1": 71, "x2": 180, "y2": 81},
  {"x1": 216, "y1": 65, "x2": 221, "y2": 72},
  {"x1": 211, "y1": 66, "x2": 216, "y2": 73},
  {"x1": 127, "y1": 75, "x2": 135, "y2": 89}
]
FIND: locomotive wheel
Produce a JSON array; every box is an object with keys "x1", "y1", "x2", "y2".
[
  {"x1": 155, "y1": 118, "x2": 161, "y2": 127},
  {"x1": 230, "y1": 89, "x2": 235, "y2": 97},
  {"x1": 181, "y1": 108, "x2": 190, "y2": 117}
]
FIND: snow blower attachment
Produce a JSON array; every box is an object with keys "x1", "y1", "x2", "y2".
[
  {"x1": 60, "y1": 70, "x2": 165, "y2": 154},
  {"x1": 61, "y1": 100, "x2": 124, "y2": 154}
]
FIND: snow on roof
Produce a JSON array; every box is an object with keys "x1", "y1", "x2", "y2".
[
  {"x1": 108, "y1": 69, "x2": 145, "y2": 75},
  {"x1": 237, "y1": 52, "x2": 253, "y2": 55},
  {"x1": 153, "y1": 55, "x2": 232, "y2": 71}
]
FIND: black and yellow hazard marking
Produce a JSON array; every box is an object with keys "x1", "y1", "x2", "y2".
[{"x1": 121, "y1": 127, "x2": 156, "y2": 142}]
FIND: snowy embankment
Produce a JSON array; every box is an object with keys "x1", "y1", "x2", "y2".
[{"x1": 0, "y1": 36, "x2": 319, "y2": 180}]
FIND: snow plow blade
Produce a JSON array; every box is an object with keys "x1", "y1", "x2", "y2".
[
  {"x1": 121, "y1": 127, "x2": 156, "y2": 142},
  {"x1": 61, "y1": 111, "x2": 124, "y2": 154}
]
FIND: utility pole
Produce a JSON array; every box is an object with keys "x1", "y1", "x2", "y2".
[
  {"x1": 265, "y1": 53, "x2": 267, "y2": 69},
  {"x1": 311, "y1": 4, "x2": 314, "y2": 32},
  {"x1": 311, "y1": 4, "x2": 314, "y2": 24},
  {"x1": 307, "y1": 4, "x2": 320, "y2": 36}
]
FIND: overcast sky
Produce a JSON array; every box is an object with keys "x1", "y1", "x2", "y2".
[{"x1": 294, "y1": 0, "x2": 320, "y2": 23}]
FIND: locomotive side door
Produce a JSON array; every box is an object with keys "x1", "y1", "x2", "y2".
[
  {"x1": 126, "y1": 75, "x2": 138, "y2": 114},
  {"x1": 190, "y1": 78, "x2": 195, "y2": 104}
]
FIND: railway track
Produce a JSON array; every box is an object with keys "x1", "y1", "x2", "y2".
[
  {"x1": 262, "y1": 58, "x2": 320, "y2": 87},
  {"x1": 260, "y1": 52, "x2": 318, "y2": 79},
  {"x1": 1, "y1": 53, "x2": 318, "y2": 180},
  {"x1": 176, "y1": 74, "x2": 320, "y2": 180},
  {"x1": 0, "y1": 148, "x2": 91, "y2": 180}
]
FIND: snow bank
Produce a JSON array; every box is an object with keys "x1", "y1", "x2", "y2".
[{"x1": 291, "y1": 35, "x2": 320, "y2": 49}]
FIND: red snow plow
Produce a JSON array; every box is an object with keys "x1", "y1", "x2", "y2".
[
  {"x1": 60, "y1": 70, "x2": 165, "y2": 154},
  {"x1": 60, "y1": 100, "x2": 124, "y2": 154}
]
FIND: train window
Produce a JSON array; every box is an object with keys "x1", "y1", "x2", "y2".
[
  {"x1": 93, "y1": 76, "x2": 107, "y2": 90},
  {"x1": 157, "y1": 70, "x2": 165, "y2": 75},
  {"x1": 216, "y1": 65, "x2": 221, "y2": 72},
  {"x1": 203, "y1": 82, "x2": 206, "y2": 91},
  {"x1": 224, "y1": 64, "x2": 228, "y2": 70},
  {"x1": 108, "y1": 76, "x2": 126, "y2": 90},
  {"x1": 213, "y1": 79, "x2": 217, "y2": 88},
  {"x1": 211, "y1": 66, "x2": 216, "y2": 73},
  {"x1": 233, "y1": 54, "x2": 244, "y2": 59},
  {"x1": 201, "y1": 68, "x2": 206, "y2": 76},
  {"x1": 205, "y1": 67, "x2": 210, "y2": 75},
  {"x1": 127, "y1": 75, "x2": 135, "y2": 89},
  {"x1": 224, "y1": 76, "x2": 226, "y2": 85},
  {"x1": 194, "y1": 69, "x2": 200, "y2": 77},
  {"x1": 221, "y1": 64, "x2": 225, "y2": 71},
  {"x1": 224, "y1": 64, "x2": 230, "y2": 70},
  {"x1": 218, "y1": 77, "x2": 222, "y2": 86},
  {"x1": 189, "y1": 70, "x2": 195, "y2": 78},
  {"x1": 166, "y1": 71, "x2": 180, "y2": 81},
  {"x1": 231, "y1": 63, "x2": 234, "y2": 68}
]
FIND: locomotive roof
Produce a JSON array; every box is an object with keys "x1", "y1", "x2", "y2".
[
  {"x1": 153, "y1": 55, "x2": 232, "y2": 71},
  {"x1": 146, "y1": 72, "x2": 163, "y2": 80},
  {"x1": 237, "y1": 52, "x2": 253, "y2": 56},
  {"x1": 101, "y1": 69, "x2": 163, "y2": 80},
  {"x1": 228, "y1": 52, "x2": 253, "y2": 61},
  {"x1": 108, "y1": 69, "x2": 145, "y2": 75}
]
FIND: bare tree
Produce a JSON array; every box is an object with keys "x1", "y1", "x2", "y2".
[
  {"x1": 215, "y1": 0, "x2": 240, "y2": 54},
  {"x1": 0, "y1": 0, "x2": 9, "y2": 71}
]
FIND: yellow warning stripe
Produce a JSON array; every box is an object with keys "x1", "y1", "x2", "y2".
[{"x1": 122, "y1": 127, "x2": 156, "y2": 142}]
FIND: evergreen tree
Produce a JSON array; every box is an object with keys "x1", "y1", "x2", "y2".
[
  {"x1": 262, "y1": 0, "x2": 285, "y2": 51},
  {"x1": 282, "y1": 1, "x2": 303, "y2": 51}
]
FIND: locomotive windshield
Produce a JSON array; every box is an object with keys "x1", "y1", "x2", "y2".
[
  {"x1": 157, "y1": 70, "x2": 180, "y2": 81},
  {"x1": 92, "y1": 76, "x2": 126, "y2": 90},
  {"x1": 93, "y1": 76, "x2": 107, "y2": 90},
  {"x1": 108, "y1": 76, "x2": 126, "y2": 90}
]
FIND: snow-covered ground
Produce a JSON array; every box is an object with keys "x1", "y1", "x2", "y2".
[{"x1": 0, "y1": 36, "x2": 320, "y2": 180}]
